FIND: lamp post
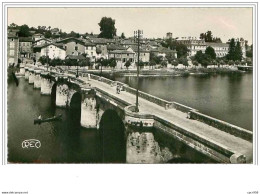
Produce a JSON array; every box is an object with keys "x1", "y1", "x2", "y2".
[
  {"x1": 134, "y1": 29, "x2": 143, "y2": 112},
  {"x1": 76, "y1": 59, "x2": 79, "y2": 78},
  {"x1": 100, "y1": 57, "x2": 104, "y2": 76}
]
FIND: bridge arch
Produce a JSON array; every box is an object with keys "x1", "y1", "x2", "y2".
[
  {"x1": 99, "y1": 109, "x2": 126, "y2": 163},
  {"x1": 51, "y1": 83, "x2": 57, "y2": 106}
]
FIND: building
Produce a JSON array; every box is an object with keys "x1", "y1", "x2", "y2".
[
  {"x1": 40, "y1": 43, "x2": 66, "y2": 60},
  {"x1": 7, "y1": 32, "x2": 19, "y2": 66},
  {"x1": 32, "y1": 33, "x2": 44, "y2": 41},
  {"x1": 19, "y1": 37, "x2": 33, "y2": 59},
  {"x1": 151, "y1": 46, "x2": 177, "y2": 59},
  {"x1": 84, "y1": 40, "x2": 97, "y2": 62},
  {"x1": 34, "y1": 38, "x2": 51, "y2": 46},
  {"x1": 205, "y1": 42, "x2": 229, "y2": 58},
  {"x1": 129, "y1": 45, "x2": 150, "y2": 63},
  {"x1": 176, "y1": 37, "x2": 207, "y2": 57},
  {"x1": 166, "y1": 32, "x2": 172, "y2": 39},
  {"x1": 57, "y1": 37, "x2": 86, "y2": 56},
  {"x1": 51, "y1": 28, "x2": 60, "y2": 36},
  {"x1": 108, "y1": 47, "x2": 135, "y2": 69}
]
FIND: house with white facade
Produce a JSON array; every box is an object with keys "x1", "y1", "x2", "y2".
[{"x1": 40, "y1": 43, "x2": 66, "y2": 60}]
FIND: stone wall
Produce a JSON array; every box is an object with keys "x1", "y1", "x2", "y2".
[
  {"x1": 28, "y1": 71, "x2": 35, "y2": 84},
  {"x1": 40, "y1": 77, "x2": 54, "y2": 95},
  {"x1": 34, "y1": 73, "x2": 41, "y2": 89},
  {"x1": 189, "y1": 110, "x2": 253, "y2": 142},
  {"x1": 126, "y1": 132, "x2": 173, "y2": 163}
]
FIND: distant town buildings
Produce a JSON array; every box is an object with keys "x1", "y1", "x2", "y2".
[
  {"x1": 7, "y1": 32, "x2": 19, "y2": 66},
  {"x1": 7, "y1": 25, "x2": 248, "y2": 68},
  {"x1": 166, "y1": 32, "x2": 172, "y2": 39}
]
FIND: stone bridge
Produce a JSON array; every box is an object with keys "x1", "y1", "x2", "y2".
[{"x1": 20, "y1": 64, "x2": 253, "y2": 164}]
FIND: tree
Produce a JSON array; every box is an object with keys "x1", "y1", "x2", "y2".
[
  {"x1": 109, "y1": 58, "x2": 117, "y2": 69},
  {"x1": 246, "y1": 44, "x2": 253, "y2": 58},
  {"x1": 38, "y1": 56, "x2": 50, "y2": 66},
  {"x1": 227, "y1": 38, "x2": 236, "y2": 61},
  {"x1": 98, "y1": 17, "x2": 117, "y2": 39},
  {"x1": 50, "y1": 58, "x2": 63, "y2": 67},
  {"x1": 18, "y1": 24, "x2": 31, "y2": 37},
  {"x1": 79, "y1": 57, "x2": 91, "y2": 67},
  {"x1": 44, "y1": 31, "x2": 52, "y2": 38},
  {"x1": 192, "y1": 60, "x2": 199, "y2": 67},
  {"x1": 194, "y1": 51, "x2": 211, "y2": 68},
  {"x1": 160, "y1": 61, "x2": 168, "y2": 68},
  {"x1": 178, "y1": 57, "x2": 189, "y2": 68},
  {"x1": 234, "y1": 42, "x2": 243, "y2": 61},
  {"x1": 165, "y1": 53, "x2": 176, "y2": 63},
  {"x1": 9, "y1": 23, "x2": 18, "y2": 28},
  {"x1": 171, "y1": 60, "x2": 179, "y2": 69},
  {"x1": 200, "y1": 31, "x2": 222, "y2": 43},
  {"x1": 149, "y1": 60, "x2": 156, "y2": 69},
  {"x1": 176, "y1": 44, "x2": 189, "y2": 58},
  {"x1": 121, "y1": 32, "x2": 125, "y2": 39},
  {"x1": 124, "y1": 60, "x2": 131, "y2": 70},
  {"x1": 205, "y1": 46, "x2": 216, "y2": 60}
]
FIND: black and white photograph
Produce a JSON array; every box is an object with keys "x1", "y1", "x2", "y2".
[{"x1": 1, "y1": 1, "x2": 260, "y2": 194}]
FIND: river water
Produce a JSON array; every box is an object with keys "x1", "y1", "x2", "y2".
[
  {"x1": 115, "y1": 72, "x2": 253, "y2": 131},
  {"x1": 7, "y1": 72, "x2": 253, "y2": 163}
]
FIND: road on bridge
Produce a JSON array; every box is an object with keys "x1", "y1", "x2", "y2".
[{"x1": 80, "y1": 76, "x2": 252, "y2": 163}]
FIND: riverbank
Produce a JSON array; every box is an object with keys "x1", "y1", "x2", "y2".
[{"x1": 86, "y1": 67, "x2": 248, "y2": 78}]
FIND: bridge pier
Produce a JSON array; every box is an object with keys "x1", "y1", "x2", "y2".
[
  {"x1": 34, "y1": 70, "x2": 42, "y2": 89},
  {"x1": 28, "y1": 69, "x2": 35, "y2": 84},
  {"x1": 40, "y1": 73, "x2": 54, "y2": 95},
  {"x1": 56, "y1": 83, "x2": 69, "y2": 107},
  {"x1": 19, "y1": 64, "x2": 25, "y2": 75},
  {"x1": 126, "y1": 131, "x2": 174, "y2": 163},
  {"x1": 24, "y1": 67, "x2": 29, "y2": 80},
  {"x1": 80, "y1": 89, "x2": 98, "y2": 128}
]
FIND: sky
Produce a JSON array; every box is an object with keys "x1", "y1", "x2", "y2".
[{"x1": 8, "y1": 7, "x2": 253, "y2": 44}]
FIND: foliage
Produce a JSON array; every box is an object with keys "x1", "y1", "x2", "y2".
[
  {"x1": 205, "y1": 46, "x2": 216, "y2": 59},
  {"x1": 194, "y1": 51, "x2": 211, "y2": 67},
  {"x1": 227, "y1": 38, "x2": 243, "y2": 61},
  {"x1": 121, "y1": 33, "x2": 126, "y2": 39},
  {"x1": 44, "y1": 31, "x2": 52, "y2": 38},
  {"x1": 124, "y1": 60, "x2": 131, "y2": 69},
  {"x1": 149, "y1": 60, "x2": 156, "y2": 68},
  {"x1": 178, "y1": 57, "x2": 189, "y2": 67},
  {"x1": 78, "y1": 58, "x2": 91, "y2": 67},
  {"x1": 165, "y1": 53, "x2": 176, "y2": 63},
  {"x1": 160, "y1": 61, "x2": 168, "y2": 67},
  {"x1": 161, "y1": 38, "x2": 189, "y2": 58},
  {"x1": 109, "y1": 58, "x2": 117, "y2": 68},
  {"x1": 192, "y1": 60, "x2": 199, "y2": 66},
  {"x1": 18, "y1": 24, "x2": 31, "y2": 37},
  {"x1": 98, "y1": 17, "x2": 117, "y2": 39},
  {"x1": 38, "y1": 56, "x2": 50, "y2": 65},
  {"x1": 49, "y1": 58, "x2": 63, "y2": 67},
  {"x1": 199, "y1": 31, "x2": 222, "y2": 43}
]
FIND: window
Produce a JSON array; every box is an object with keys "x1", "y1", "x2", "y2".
[
  {"x1": 64, "y1": 46, "x2": 67, "y2": 50},
  {"x1": 75, "y1": 46, "x2": 78, "y2": 51},
  {"x1": 10, "y1": 50, "x2": 14, "y2": 56},
  {"x1": 10, "y1": 42, "x2": 15, "y2": 48},
  {"x1": 91, "y1": 52, "x2": 93, "y2": 56}
]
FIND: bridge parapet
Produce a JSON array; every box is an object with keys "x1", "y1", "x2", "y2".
[
  {"x1": 124, "y1": 105, "x2": 154, "y2": 128},
  {"x1": 189, "y1": 110, "x2": 253, "y2": 142}
]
